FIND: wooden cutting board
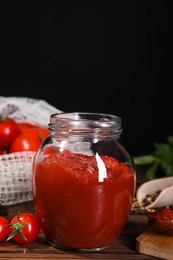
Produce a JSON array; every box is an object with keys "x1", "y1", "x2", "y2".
[{"x1": 136, "y1": 227, "x2": 173, "y2": 260}]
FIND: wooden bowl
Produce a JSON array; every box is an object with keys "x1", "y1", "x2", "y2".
[{"x1": 148, "y1": 208, "x2": 173, "y2": 236}]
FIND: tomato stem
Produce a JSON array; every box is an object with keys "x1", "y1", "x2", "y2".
[
  {"x1": 6, "y1": 212, "x2": 29, "y2": 242},
  {"x1": 0, "y1": 114, "x2": 8, "y2": 123}
]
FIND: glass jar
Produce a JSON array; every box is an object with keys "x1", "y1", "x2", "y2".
[{"x1": 32, "y1": 112, "x2": 136, "y2": 252}]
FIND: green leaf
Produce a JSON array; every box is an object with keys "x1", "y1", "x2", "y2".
[
  {"x1": 158, "y1": 161, "x2": 173, "y2": 176},
  {"x1": 154, "y1": 142, "x2": 173, "y2": 173},
  {"x1": 167, "y1": 136, "x2": 173, "y2": 148},
  {"x1": 154, "y1": 143, "x2": 172, "y2": 160},
  {"x1": 145, "y1": 162, "x2": 159, "y2": 180},
  {"x1": 134, "y1": 135, "x2": 173, "y2": 179},
  {"x1": 133, "y1": 155, "x2": 155, "y2": 166}
]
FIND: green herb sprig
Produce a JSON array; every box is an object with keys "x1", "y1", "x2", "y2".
[{"x1": 134, "y1": 136, "x2": 173, "y2": 180}]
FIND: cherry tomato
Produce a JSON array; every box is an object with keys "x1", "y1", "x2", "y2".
[
  {"x1": 7, "y1": 212, "x2": 40, "y2": 244},
  {"x1": 9, "y1": 127, "x2": 50, "y2": 153},
  {"x1": 0, "y1": 149, "x2": 7, "y2": 155},
  {"x1": 0, "y1": 216, "x2": 9, "y2": 242},
  {"x1": 0, "y1": 116, "x2": 20, "y2": 150},
  {"x1": 17, "y1": 122, "x2": 36, "y2": 133}
]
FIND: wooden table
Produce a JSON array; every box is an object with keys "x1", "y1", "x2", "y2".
[{"x1": 0, "y1": 200, "x2": 159, "y2": 259}]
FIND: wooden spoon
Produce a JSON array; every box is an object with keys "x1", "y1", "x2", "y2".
[{"x1": 148, "y1": 208, "x2": 173, "y2": 235}]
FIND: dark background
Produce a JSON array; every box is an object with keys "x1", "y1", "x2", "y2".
[{"x1": 1, "y1": 1, "x2": 172, "y2": 156}]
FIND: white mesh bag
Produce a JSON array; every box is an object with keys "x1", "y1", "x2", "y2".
[{"x1": 0, "y1": 96, "x2": 62, "y2": 206}]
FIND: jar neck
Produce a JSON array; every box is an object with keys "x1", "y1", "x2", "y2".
[{"x1": 48, "y1": 112, "x2": 122, "y2": 139}]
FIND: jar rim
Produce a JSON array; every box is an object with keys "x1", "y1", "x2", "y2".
[
  {"x1": 49, "y1": 112, "x2": 122, "y2": 138},
  {"x1": 50, "y1": 112, "x2": 121, "y2": 123}
]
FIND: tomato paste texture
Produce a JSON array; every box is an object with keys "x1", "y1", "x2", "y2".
[{"x1": 33, "y1": 149, "x2": 135, "y2": 250}]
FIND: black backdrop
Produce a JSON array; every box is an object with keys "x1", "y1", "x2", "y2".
[{"x1": 1, "y1": 1, "x2": 172, "y2": 156}]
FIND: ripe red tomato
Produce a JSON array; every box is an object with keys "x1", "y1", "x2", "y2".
[
  {"x1": 9, "y1": 127, "x2": 50, "y2": 153},
  {"x1": 0, "y1": 116, "x2": 20, "y2": 150},
  {"x1": 17, "y1": 122, "x2": 36, "y2": 133},
  {"x1": 0, "y1": 217, "x2": 9, "y2": 242},
  {"x1": 7, "y1": 213, "x2": 40, "y2": 244},
  {"x1": 0, "y1": 149, "x2": 7, "y2": 155}
]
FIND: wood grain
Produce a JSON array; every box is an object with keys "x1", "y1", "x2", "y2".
[{"x1": 136, "y1": 228, "x2": 173, "y2": 260}]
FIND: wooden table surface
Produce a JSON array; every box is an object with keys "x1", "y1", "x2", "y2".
[{"x1": 0, "y1": 200, "x2": 159, "y2": 260}]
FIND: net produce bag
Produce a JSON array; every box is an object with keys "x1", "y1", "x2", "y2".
[{"x1": 0, "y1": 96, "x2": 62, "y2": 205}]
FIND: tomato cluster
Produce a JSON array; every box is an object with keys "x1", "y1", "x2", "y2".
[
  {"x1": 0, "y1": 116, "x2": 50, "y2": 154},
  {"x1": 0, "y1": 212, "x2": 40, "y2": 244}
]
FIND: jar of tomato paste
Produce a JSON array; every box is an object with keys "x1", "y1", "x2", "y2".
[{"x1": 32, "y1": 112, "x2": 136, "y2": 252}]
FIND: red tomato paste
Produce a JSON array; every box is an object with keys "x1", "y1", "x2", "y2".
[
  {"x1": 148, "y1": 208, "x2": 173, "y2": 221},
  {"x1": 32, "y1": 149, "x2": 135, "y2": 250}
]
